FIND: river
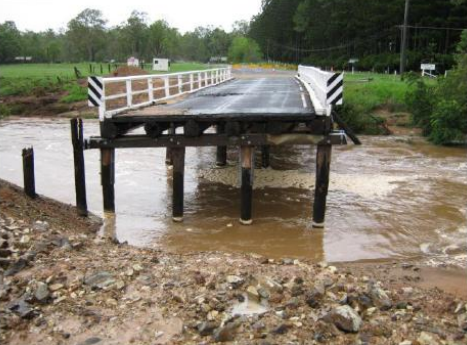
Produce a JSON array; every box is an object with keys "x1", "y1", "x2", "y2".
[{"x1": 0, "y1": 117, "x2": 466, "y2": 265}]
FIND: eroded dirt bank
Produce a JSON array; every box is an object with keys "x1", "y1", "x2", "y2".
[{"x1": 0, "y1": 180, "x2": 466, "y2": 345}]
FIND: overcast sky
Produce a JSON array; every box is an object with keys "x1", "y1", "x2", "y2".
[{"x1": 1, "y1": 0, "x2": 263, "y2": 33}]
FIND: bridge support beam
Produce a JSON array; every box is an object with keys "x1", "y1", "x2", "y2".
[
  {"x1": 166, "y1": 127, "x2": 175, "y2": 165},
  {"x1": 313, "y1": 142, "x2": 332, "y2": 228},
  {"x1": 101, "y1": 148, "x2": 115, "y2": 213},
  {"x1": 216, "y1": 124, "x2": 227, "y2": 166},
  {"x1": 172, "y1": 147, "x2": 185, "y2": 222},
  {"x1": 240, "y1": 146, "x2": 254, "y2": 225}
]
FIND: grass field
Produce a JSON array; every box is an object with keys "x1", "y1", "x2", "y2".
[{"x1": 0, "y1": 62, "x2": 212, "y2": 79}]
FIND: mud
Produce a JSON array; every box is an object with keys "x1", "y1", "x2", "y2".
[{"x1": 1, "y1": 180, "x2": 466, "y2": 345}]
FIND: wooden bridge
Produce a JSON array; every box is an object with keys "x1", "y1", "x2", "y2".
[{"x1": 71, "y1": 66, "x2": 356, "y2": 228}]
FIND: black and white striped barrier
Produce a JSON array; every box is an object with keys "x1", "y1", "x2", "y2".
[
  {"x1": 296, "y1": 65, "x2": 344, "y2": 116},
  {"x1": 88, "y1": 76, "x2": 104, "y2": 107},
  {"x1": 326, "y1": 72, "x2": 343, "y2": 106}
]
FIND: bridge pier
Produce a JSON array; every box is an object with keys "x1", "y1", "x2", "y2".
[
  {"x1": 100, "y1": 148, "x2": 115, "y2": 213},
  {"x1": 166, "y1": 127, "x2": 175, "y2": 165},
  {"x1": 312, "y1": 141, "x2": 332, "y2": 228},
  {"x1": 216, "y1": 124, "x2": 227, "y2": 166},
  {"x1": 240, "y1": 146, "x2": 254, "y2": 225},
  {"x1": 261, "y1": 146, "x2": 270, "y2": 168},
  {"x1": 172, "y1": 147, "x2": 185, "y2": 222}
]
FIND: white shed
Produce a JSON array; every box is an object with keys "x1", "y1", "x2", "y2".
[
  {"x1": 127, "y1": 57, "x2": 140, "y2": 67},
  {"x1": 153, "y1": 58, "x2": 170, "y2": 72}
]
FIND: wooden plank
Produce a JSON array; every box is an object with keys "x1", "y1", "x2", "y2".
[
  {"x1": 101, "y1": 148, "x2": 115, "y2": 213},
  {"x1": 240, "y1": 146, "x2": 254, "y2": 225},
  {"x1": 312, "y1": 143, "x2": 332, "y2": 228},
  {"x1": 71, "y1": 118, "x2": 88, "y2": 216},
  {"x1": 172, "y1": 147, "x2": 185, "y2": 222},
  {"x1": 261, "y1": 146, "x2": 270, "y2": 168},
  {"x1": 86, "y1": 133, "x2": 347, "y2": 150},
  {"x1": 22, "y1": 147, "x2": 36, "y2": 198},
  {"x1": 216, "y1": 123, "x2": 227, "y2": 166}
]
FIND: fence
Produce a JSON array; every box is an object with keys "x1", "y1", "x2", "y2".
[
  {"x1": 88, "y1": 67, "x2": 233, "y2": 120},
  {"x1": 297, "y1": 65, "x2": 344, "y2": 116}
]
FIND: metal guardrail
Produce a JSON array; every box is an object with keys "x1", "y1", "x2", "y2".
[
  {"x1": 88, "y1": 67, "x2": 233, "y2": 121},
  {"x1": 297, "y1": 65, "x2": 344, "y2": 116}
]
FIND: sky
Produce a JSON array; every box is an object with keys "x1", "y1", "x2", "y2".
[{"x1": 0, "y1": 0, "x2": 263, "y2": 33}]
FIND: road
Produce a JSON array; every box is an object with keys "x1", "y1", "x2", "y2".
[{"x1": 126, "y1": 70, "x2": 314, "y2": 118}]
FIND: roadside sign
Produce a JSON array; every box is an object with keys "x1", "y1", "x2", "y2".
[{"x1": 421, "y1": 63, "x2": 436, "y2": 71}]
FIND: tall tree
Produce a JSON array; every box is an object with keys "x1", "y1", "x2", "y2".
[{"x1": 66, "y1": 9, "x2": 107, "y2": 61}]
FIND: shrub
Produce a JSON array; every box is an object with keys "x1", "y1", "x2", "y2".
[
  {"x1": 429, "y1": 100, "x2": 466, "y2": 145},
  {"x1": 228, "y1": 37, "x2": 262, "y2": 63}
]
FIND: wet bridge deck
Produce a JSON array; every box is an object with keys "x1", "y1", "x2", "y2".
[{"x1": 117, "y1": 76, "x2": 314, "y2": 121}]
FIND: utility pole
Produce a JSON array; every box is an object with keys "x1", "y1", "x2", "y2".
[{"x1": 400, "y1": 0, "x2": 410, "y2": 75}]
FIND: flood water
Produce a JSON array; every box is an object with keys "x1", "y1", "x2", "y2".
[{"x1": 0, "y1": 118, "x2": 466, "y2": 265}]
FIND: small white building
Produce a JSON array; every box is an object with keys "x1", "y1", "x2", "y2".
[
  {"x1": 152, "y1": 58, "x2": 170, "y2": 72},
  {"x1": 127, "y1": 57, "x2": 140, "y2": 67}
]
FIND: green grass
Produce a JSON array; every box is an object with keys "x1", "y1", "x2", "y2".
[
  {"x1": 344, "y1": 72, "x2": 411, "y2": 114},
  {"x1": 0, "y1": 62, "x2": 212, "y2": 100},
  {"x1": 0, "y1": 62, "x2": 212, "y2": 79}
]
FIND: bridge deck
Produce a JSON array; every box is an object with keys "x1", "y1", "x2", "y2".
[{"x1": 113, "y1": 76, "x2": 314, "y2": 122}]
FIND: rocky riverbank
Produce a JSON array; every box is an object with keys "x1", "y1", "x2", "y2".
[{"x1": 0, "y1": 180, "x2": 466, "y2": 345}]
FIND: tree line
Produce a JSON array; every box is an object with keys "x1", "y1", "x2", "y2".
[
  {"x1": 249, "y1": 0, "x2": 467, "y2": 72},
  {"x1": 0, "y1": 9, "x2": 260, "y2": 64}
]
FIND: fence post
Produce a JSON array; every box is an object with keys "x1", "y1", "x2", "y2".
[
  {"x1": 147, "y1": 78, "x2": 154, "y2": 103},
  {"x1": 71, "y1": 118, "x2": 88, "y2": 216},
  {"x1": 126, "y1": 80, "x2": 133, "y2": 107},
  {"x1": 164, "y1": 77, "x2": 170, "y2": 98},
  {"x1": 22, "y1": 147, "x2": 36, "y2": 198}
]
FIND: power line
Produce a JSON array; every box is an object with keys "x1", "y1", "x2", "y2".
[
  {"x1": 399, "y1": 25, "x2": 467, "y2": 31},
  {"x1": 267, "y1": 29, "x2": 396, "y2": 53}
]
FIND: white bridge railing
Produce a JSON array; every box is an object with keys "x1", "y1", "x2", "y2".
[
  {"x1": 88, "y1": 67, "x2": 233, "y2": 120},
  {"x1": 297, "y1": 65, "x2": 344, "y2": 116}
]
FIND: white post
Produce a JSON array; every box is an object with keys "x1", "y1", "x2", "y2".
[
  {"x1": 100, "y1": 82, "x2": 107, "y2": 121},
  {"x1": 178, "y1": 75, "x2": 183, "y2": 94},
  {"x1": 204, "y1": 72, "x2": 208, "y2": 86},
  {"x1": 164, "y1": 77, "x2": 170, "y2": 98},
  {"x1": 198, "y1": 73, "x2": 202, "y2": 88},
  {"x1": 147, "y1": 78, "x2": 154, "y2": 103},
  {"x1": 126, "y1": 80, "x2": 133, "y2": 107},
  {"x1": 189, "y1": 73, "x2": 194, "y2": 91}
]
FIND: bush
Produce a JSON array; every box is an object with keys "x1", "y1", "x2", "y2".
[
  {"x1": 228, "y1": 37, "x2": 262, "y2": 63},
  {"x1": 404, "y1": 73, "x2": 437, "y2": 135},
  {"x1": 429, "y1": 100, "x2": 466, "y2": 145}
]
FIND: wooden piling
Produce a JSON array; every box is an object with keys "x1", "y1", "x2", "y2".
[
  {"x1": 240, "y1": 146, "x2": 254, "y2": 225},
  {"x1": 313, "y1": 143, "x2": 332, "y2": 228},
  {"x1": 70, "y1": 118, "x2": 88, "y2": 216},
  {"x1": 22, "y1": 147, "x2": 36, "y2": 199},
  {"x1": 100, "y1": 148, "x2": 115, "y2": 213},
  {"x1": 166, "y1": 127, "x2": 175, "y2": 165},
  {"x1": 216, "y1": 124, "x2": 227, "y2": 167},
  {"x1": 172, "y1": 147, "x2": 185, "y2": 222},
  {"x1": 261, "y1": 146, "x2": 270, "y2": 168}
]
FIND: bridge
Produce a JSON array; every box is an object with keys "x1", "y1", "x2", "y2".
[{"x1": 71, "y1": 66, "x2": 356, "y2": 228}]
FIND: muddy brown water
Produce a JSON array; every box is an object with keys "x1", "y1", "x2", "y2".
[{"x1": 0, "y1": 118, "x2": 466, "y2": 266}]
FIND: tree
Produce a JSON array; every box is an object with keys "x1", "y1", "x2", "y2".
[
  {"x1": 228, "y1": 37, "x2": 262, "y2": 63},
  {"x1": 121, "y1": 11, "x2": 148, "y2": 58},
  {"x1": 147, "y1": 20, "x2": 180, "y2": 58},
  {"x1": 66, "y1": 9, "x2": 107, "y2": 61},
  {"x1": 0, "y1": 21, "x2": 21, "y2": 63}
]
